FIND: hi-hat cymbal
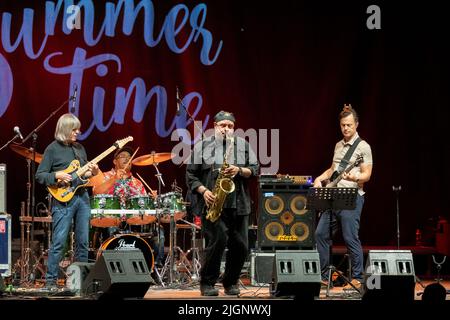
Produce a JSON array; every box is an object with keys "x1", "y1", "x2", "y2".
[
  {"x1": 9, "y1": 144, "x2": 43, "y2": 163},
  {"x1": 132, "y1": 153, "x2": 175, "y2": 166}
]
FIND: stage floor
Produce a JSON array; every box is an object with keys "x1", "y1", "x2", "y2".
[
  {"x1": 2, "y1": 279, "x2": 449, "y2": 301},
  {"x1": 144, "y1": 280, "x2": 450, "y2": 300}
]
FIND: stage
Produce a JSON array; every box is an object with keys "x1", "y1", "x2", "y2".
[
  {"x1": 1, "y1": 278, "x2": 449, "y2": 319},
  {"x1": 1, "y1": 277, "x2": 449, "y2": 301}
]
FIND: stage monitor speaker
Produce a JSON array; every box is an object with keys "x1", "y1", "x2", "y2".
[
  {"x1": 271, "y1": 250, "x2": 321, "y2": 300},
  {"x1": 83, "y1": 250, "x2": 152, "y2": 298},
  {"x1": 0, "y1": 164, "x2": 6, "y2": 213},
  {"x1": 362, "y1": 250, "x2": 416, "y2": 302},
  {"x1": 250, "y1": 252, "x2": 275, "y2": 286},
  {"x1": 257, "y1": 183, "x2": 315, "y2": 250},
  {"x1": 0, "y1": 274, "x2": 5, "y2": 295},
  {"x1": 66, "y1": 262, "x2": 95, "y2": 295}
]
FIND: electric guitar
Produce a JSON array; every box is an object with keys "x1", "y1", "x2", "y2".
[
  {"x1": 323, "y1": 155, "x2": 363, "y2": 188},
  {"x1": 47, "y1": 136, "x2": 133, "y2": 202}
]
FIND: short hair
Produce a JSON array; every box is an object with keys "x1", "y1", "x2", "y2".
[
  {"x1": 339, "y1": 104, "x2": 359, "y2": 123},
  {"x1": 54, "y1": 113, "x2": 81, "y2": 143}
]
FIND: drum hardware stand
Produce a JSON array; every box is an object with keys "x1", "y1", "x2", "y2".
[
  {"x1": 179, "y1": 218, "x2": 201, "y2": 283},
  {"x1": 161, "y1": 210, "x2": 180, "y2": 286},
  {"x1": 392, "y1": 186, "x2": 401, "y2": 249},
  {"x1": 147, "y1": 158, "x2": 173, "y2": 286},
  {"x1": 16, "y1": 201, "x2": 42, "y2": 285}
]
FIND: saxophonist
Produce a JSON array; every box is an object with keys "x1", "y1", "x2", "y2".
[{"x1": 186, "y1": 111, "x2": 259, "y2": 296}]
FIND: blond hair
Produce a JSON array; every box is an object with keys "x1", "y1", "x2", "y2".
[{"x1": 54, "y1": 113, "x2": 81, "y2": 143}]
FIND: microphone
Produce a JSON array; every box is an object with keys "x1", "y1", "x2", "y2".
[
  {"x1": 14, "y1": 126, "x2": 24, "y2": 140},
  {"x1": 176, "y1": 86, "x2": 180, "y2": 115},
  {"x1": 71, "y1": 84, "x2": 78, "y2": 113}
]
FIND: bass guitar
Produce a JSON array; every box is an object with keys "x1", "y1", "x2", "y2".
[
  {"x1": 47, "y1": 136, "x2": 133, "y2": 202},
  {"x1": 323, "y1": 155, "x2": 363, "y2": 188}
]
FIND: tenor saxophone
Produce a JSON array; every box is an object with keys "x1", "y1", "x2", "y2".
[{"x1": 205, "y1": 137, "x2": 236, "y2": 223}]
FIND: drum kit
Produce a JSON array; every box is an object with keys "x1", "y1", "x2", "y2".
[{"x1": 9, "y1": 145, "x2": 201, "y2": 288}]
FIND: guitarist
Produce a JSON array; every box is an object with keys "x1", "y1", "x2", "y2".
[
  {"x1": 36, "y1": 113, "x2": 99, "y2": 290},
  {"x1": 313, "y1": 105, "x2": 373, "y2": 290}
]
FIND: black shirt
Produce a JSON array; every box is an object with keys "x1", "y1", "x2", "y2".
[
  {"x1": 186, "y1": 135, "x2": 259, "y2": 216},
  {"x1": 36, "y1": 140, "x2": 88, "y2": 187}
]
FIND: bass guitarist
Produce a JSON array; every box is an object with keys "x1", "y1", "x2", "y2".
[
  {"x1": 313, "y1": 104, "x2": 373, "y2": 290},
  {"x1": 36, "y1": 113, "x2": 99, "y2": 290}
]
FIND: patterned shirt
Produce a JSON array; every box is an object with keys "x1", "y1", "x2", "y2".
[{"x1": 102, "y1": 168, "x2": 147, "y2": 208}]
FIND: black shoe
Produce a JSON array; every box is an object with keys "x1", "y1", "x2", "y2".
[
  {"x1": 200, "y1": 284, "x2": 219, "y2": 296},
  {"x1": 224, "y1": 284, "x2": 240, "y2": 296}
]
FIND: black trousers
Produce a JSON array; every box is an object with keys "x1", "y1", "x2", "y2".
[{"x1": 200, "y1": 208, "x2": 248, "y2": 287}]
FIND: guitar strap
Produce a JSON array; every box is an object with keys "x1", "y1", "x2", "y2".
[
  {"x1": 330, "y1": 137, "x2": 361, "y2": 181},
  {"x1": 71, "y1": 143, "x2": 86, "y2": 164}
]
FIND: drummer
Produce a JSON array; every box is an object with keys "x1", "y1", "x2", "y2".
[{"x1": 93, "y1": 146, "x2": 165, "y2": 267}]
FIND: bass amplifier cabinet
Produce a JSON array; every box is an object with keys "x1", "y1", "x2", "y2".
[{"x1": 257, "y1": 182, "x2": 315, "y2": 250}]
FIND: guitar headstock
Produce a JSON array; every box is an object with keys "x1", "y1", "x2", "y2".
[{"x1": 114, "y1": 136, "x2": 134, "y2": 150}]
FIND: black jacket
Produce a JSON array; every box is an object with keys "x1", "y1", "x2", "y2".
[{"x1": 186, "y1": 135, "x2": 259, "y2": 216}]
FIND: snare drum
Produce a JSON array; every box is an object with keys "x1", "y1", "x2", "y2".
[
  {"x1": 90, "y1": 194, "x2": 121, "y2": 228},
  {"x1": 159, "y1": 192, "x2": 186, "y2": 223},
  {"x1": 97, "y1": 234, "x2": 154, "y2": 272},
  {"x1": 126, "y1": 196, "x2": 156, "y2": 225}
]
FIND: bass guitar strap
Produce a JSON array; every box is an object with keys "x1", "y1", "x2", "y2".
[{"x1": 330, "y1": 137, "x2": 361, "y2": 181}]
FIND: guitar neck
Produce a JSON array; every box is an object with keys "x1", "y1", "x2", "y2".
[{"x1": 76, "y1": 145, "x2": 117, "y2": 176}]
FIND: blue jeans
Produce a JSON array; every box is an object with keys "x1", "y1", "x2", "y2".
[
  {"x1": 46, "y1": 192, "x2": 90, "y2": 284},
  {"x1": 314, "y1": 194, "x2": 365, "y2": 281}
]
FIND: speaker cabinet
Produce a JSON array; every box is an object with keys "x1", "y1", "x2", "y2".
[
  {"x1": 0, "y1": 164, "x2": 6, "y2": 213},
  {"x1": 0, "y1": 274, "x2": 5, "y2": 294},
  {"x1": 257, "y1": 183, "x2": 314, "y2": 250},
  {"x1": 362, "y1": 250, "x2": 416, "y2": 301},
  {"x1": 271, "y1": 250, "x2": 321, "y2": 300},
  {"x1": 83, "y1": 250, "x2": 152, "y2": 298},
  {"x1": 250, "y1": 252, "x2": 275, "y2": 286},
  {"x1": 66, "y1": 262, "x2": 95, "y2": 295},
  {"x1": 0, "y1": 213, "x2": 11, "y2": 277}
]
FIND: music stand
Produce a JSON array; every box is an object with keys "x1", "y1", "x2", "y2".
[{"x1": 307, "y1": 187, "x2": 360, "y2": 296}]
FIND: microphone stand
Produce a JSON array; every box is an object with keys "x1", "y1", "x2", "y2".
[
  {"x1": 0, "y1": 133, "x2": 22, "y2": 152},
  {"x1": 18, "y1": 97, "x2": 72, "y2": 263},
  {"x1": 392, "y1": 186, "x2": 402, "y2": 250},
  {"x1": 176, "y1": 88, "x2": 207, "y2": 167}
]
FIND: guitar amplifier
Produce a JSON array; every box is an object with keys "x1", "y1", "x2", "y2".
[{"x1": 0, "y1": 213, "x2": 12, "y2": 277}]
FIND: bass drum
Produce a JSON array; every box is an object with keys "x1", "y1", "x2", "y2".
[{"x1": 97, "y1": 234, "x2": 154, "y2": 272}]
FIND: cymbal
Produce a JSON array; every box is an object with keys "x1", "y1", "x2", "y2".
[
  {"x1": 9, "y1": 144, "x2": 43, "y2": 163},
  {"x1": 132, "y1": 153, "x2": 175, "y2": 166}
]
